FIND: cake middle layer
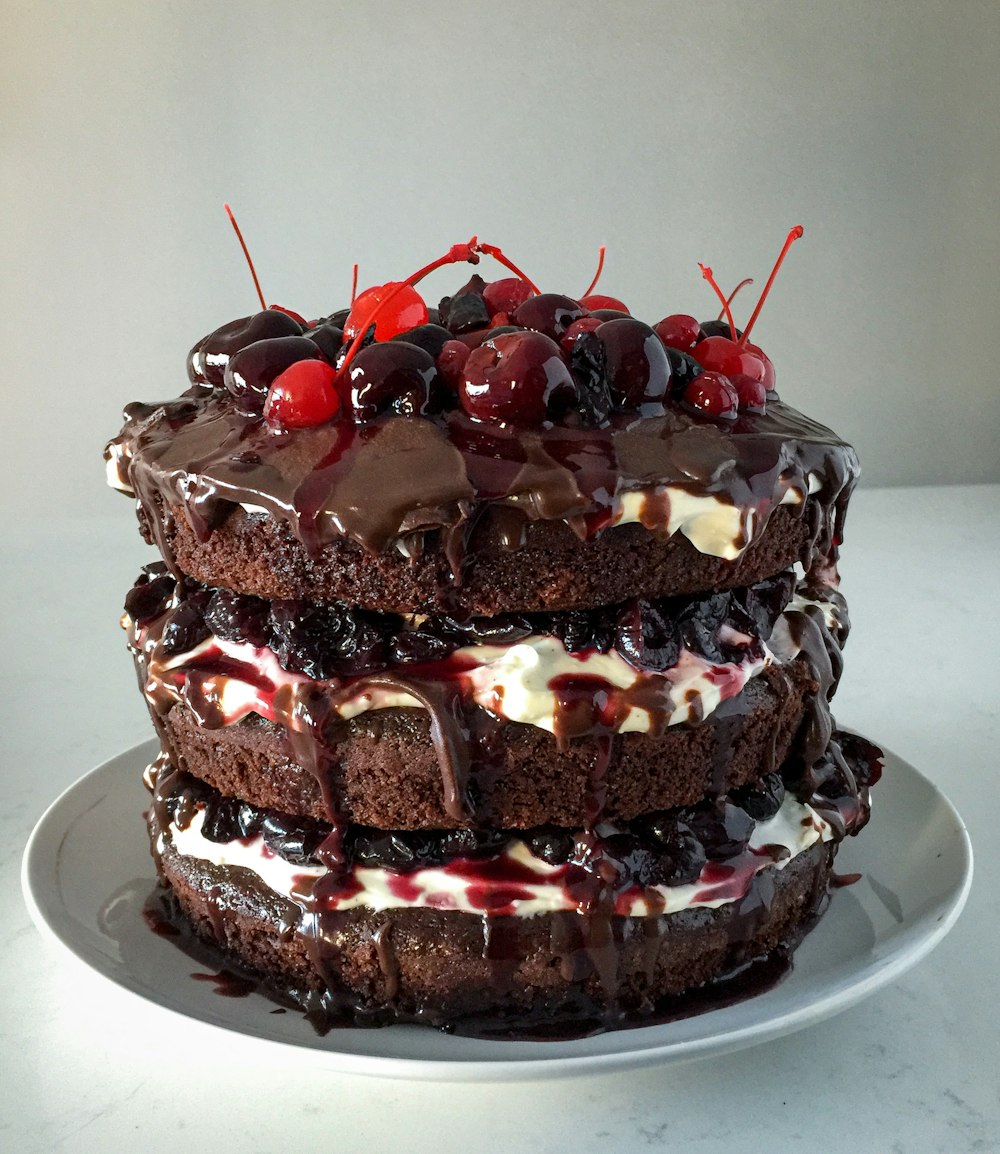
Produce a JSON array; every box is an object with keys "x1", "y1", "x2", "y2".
[{"x1": 126, "y1": 568, "x2": 847, "y2": 829}]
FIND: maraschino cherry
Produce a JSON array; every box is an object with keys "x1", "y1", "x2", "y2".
[{"x1": 264, "y1": 360, "x2": 340, "y2": 428}]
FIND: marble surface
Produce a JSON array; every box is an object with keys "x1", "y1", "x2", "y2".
[{"x1": 3, "y1": 484, "x2": 997, "y2": 1153}]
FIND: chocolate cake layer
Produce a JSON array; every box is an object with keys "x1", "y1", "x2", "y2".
[
  {"x1": 154, "y1": 828, "x2": 834, "y2": 1031},
  {"x1": 109, "y1": 393, "x2": 858, "y2": 614},
  {"x1": 159, "y1": 664, "x2": 815, "y2": 828}
]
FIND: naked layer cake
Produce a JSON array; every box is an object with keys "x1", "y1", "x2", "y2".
[{"x1": 106, "y1": 227, "x2": 881, "y2": 1035}]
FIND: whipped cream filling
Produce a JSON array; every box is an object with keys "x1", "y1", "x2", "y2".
[
  {"x1": 136, "y1": 619, "x2": 768, "y2": 737},
  {"x1": 162, "y1": 793, "x2": 832, "y2": 919}
]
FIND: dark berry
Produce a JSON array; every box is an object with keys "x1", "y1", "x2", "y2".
[
  {"x1": 699, "y1": 318, "x2": 744, "y2": 341},
  {"x1": 263, "y1": 360, "x2": 341, "y2": 428},
  {"x1": 451, "y1": 615, "x2": 533, "y2": 646},
  {"x1": 559, "y1": 316, "x2": 603, "y2": 353},
  {"x1": 438, "y1": 828, "x2": 509, "y2": 859},
  {"x1": 567, "y1": 331, "x2": 613, "y2": 426},
  {"x1": 124, "y1": 571, "x2": 175, "y2": 624},
  {"x1": 664, "y1": 347, "x2": 703, "y2": 396},
  {"x1": 482, "y1": 277, "x2": 535, "y2": 318},
  {"x1": 224, "y1": 336, "x2": 324, "y2": 413},
  {"x1": 682, "y1": 370, "x2": 739, "y2": 420},
  {"x1": 345, "y1": 341, "x2": 438, "y2": 421},
  {"x1": 680, "y1": 801, "x2": 755, "y2": 860},
  {"x1": 459, "y1": 331, "x2": 577, "y2": 426},
  {"x1": 390, "y1": 629, "x2": 458, "y2": 665},
  {"x1": 261, "y1": 812, "x2": 325, "y2": 864},
  {"x1": 269, "y1": 601, "x2": 387, "y2": 679},
  {"x1": 588, "y1": 308, "x2": 631, "y2": 321},
  {"x1": 733, "y1": 573, "x2": 796, "y2": 640},
  {"x1": 436, "y1": 339, "x2": 470, "y2": 399},
  {"x1": 596, "y1": 318, "x2": 671, "y2": 408},
  {"x1": 677, "y1": 592, "x2": 729, "y2": 662},
  {"x1": 526, "y1": 827, "x2": 576, "y2": 865},
  {"x1": 350, "y1": 830, "x2": 439, "y2": 872},
  {"x1": 444, "y1": 291, "x2": 491, "y2": 335},
  {"x1": 391, "y1": 323, "x2": 453, "y2": 360},
  {"x1": 603, "y1": 833, "x2": 662, "y2": 887},
  {"x1": 159, "y1": 601, "x2": 211, "y2": 656},
  {"x1": 511, "y1": 293, "x2": 587, "y2": 341},
  {"x1": 615, "y1": 601, "x2": 680, "y2": 671},
  {"x1": 188, "y1": 310, "x2": 304, "y2": 386},
  {"x1": 305, "y1": 322, "x2": 344, "y2": 362},
  {"x1": 201, "y1": 796, "x2": 263, "y2": 843},
  {"x1": 204, "y1": 589, "x2": 271, "y2": 648},
  {"x1": 632, "y1": 814, "x2": 708, "y2": 885},
  {"x1": 732, "y1": 774, "x2": 786, "y2": 821}
]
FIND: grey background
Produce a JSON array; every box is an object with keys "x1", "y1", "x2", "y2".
[{"x1": 4, "y1": 0, "x2": 999, "y2": 518}]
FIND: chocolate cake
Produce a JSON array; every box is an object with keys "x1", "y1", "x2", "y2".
[{"x1": 106, "y1": 227, "x2": 881, "y2": 1035}]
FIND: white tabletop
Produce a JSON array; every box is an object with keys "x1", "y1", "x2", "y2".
[{"x1": 4, "y1": 484, "x2": 997, "y2": 1153}]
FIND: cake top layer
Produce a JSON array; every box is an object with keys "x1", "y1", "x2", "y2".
[{"x1": 106, "y1": 229, "x2": 859, "y2": 604}]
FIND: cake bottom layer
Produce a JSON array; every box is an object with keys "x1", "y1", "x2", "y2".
[{"x1": 152, "y1": 826, "x2": 835, "y2": 1036}]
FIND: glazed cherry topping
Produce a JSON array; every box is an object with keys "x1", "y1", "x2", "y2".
[
  {"x1": 344, "y1": 283, "x2": 429, "y2": 342},
  {"x1": 304, "y1": 322, "x2": 344, "y2": 362},
  {"x1": 263, "y1": 360, "x2": 340, "y2": 428},
  {"x1": 460, "y1": 331, "x2": 577, "y2": 425},
  {"x1": 731, "y1": 374, "x2": 767, "y2": 413},
  {"x1": 224, "y1": 335, "x2": 324, "y2": 413},
  {"x1": 692, "y1": 334, "x2": 766, "y2": 384},
  {"x1": 188, "y1": 310, "x2": 304, "y2": 386},
  {"x1": 482, "y1": 277, "x2": 535, "y2": 318},
  {"x1": 391, "y1": 323, "x2": 452, "y2": 360},
  {"x1": 559, "y1": 315, "x2": 603, "y2": 353},
  {"x1": 511, "y1": 293, "x2": 588, "y2": 341},
  {"x1": 580, "y1": 293, "x2": 629, "y2": 312},
  {"x1": 345, "y1": 341, "x2": 438, "y2": 421},
  {"x1": 596, "y1": 317, "x2": 671, "y2": 408},
  {"x1": 653, "y1": 313, "x2": 701, "y2": 353},
  {"x1": 436, "y1": 338, "x2": 471, "y2": 394},
  {"x1": 682, "y1": 370, "x2": 739, "y2": 420}
]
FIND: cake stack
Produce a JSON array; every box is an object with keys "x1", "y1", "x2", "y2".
[{"x1": 106, "y1": 233, "x2": 880, "y2": 1035}]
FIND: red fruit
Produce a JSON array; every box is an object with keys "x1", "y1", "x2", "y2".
[
  {"x1": 580, "y1": 293, "x2": 629, "y2": 313},
  {"x1": 653, "y1": 313, "x2": 701, "y2": 353},
  {"x1": 683, "y1": 371, "x2": 739, "y2": 420},
  {"x1": 344, "y1": 282, "x2": 429, "y2": 342},
  {"x1": 437, "y1": 339, "x2": 471, "y2": 391},
  {"x1": 732, "y1": 375, "x2": 767, "y2": 412},
  {"x1": 263, "y1": 360, "x2": 341, "y2": 428},
  {"x1": 693, "y1": 335, "x2": 766, "y2": 383},
  {"x1": 745, "y1": 341, "x2": 776, "y2": 390},
  {"x1": 459, "y1": 331, "x2": 577, "y2": 425},
  {"x1": 560, "y1": 315, "x2": 603, "y2": 352},
  {"x1": 269, "y1": 304, "x2": 308, "y2": 326},
  {"x1": 482, "y1": 277, "x2": 535, "y2": 317}
]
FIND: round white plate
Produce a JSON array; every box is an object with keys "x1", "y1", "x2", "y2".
[{"x1": 22, "y1": 739, "x2": 971, "y2": 1081}]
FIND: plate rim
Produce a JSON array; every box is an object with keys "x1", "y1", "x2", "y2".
[{"x1": 21, "y1": 739, "x2": 974, "y2": 1082}]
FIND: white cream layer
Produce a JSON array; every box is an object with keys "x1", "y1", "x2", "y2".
[{"x1": 163, "y1": 793, "x2": 832, "y2": 919}]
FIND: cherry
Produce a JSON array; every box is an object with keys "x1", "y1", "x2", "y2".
[
  {"x1": 344, "y1": 282, "x2": 429, "y2": 342},
  {"x1": 188, "y1": 310, "x2": 303, "y2": 385},
  {"x1": 443, "y1": 290, "x2": 491, "y2": 334},
  {"x1": 745, "y1": 341, "x2": 776, "y2": 390},
  {"x1": 588, "y1": 308, "x2": 630, "y2": 321},
  {"x1": 693, "y1": 334, "x2": 766, "y2": 382},
  {"x1": 391, "y1": 323, "x2": 453, "y2": 360},
  {"x1": 682, "y1": 370, "x2": 739, "y2": 420},
  {"x1": 224, "y1": 335, "x2": 324, "y2": 413},
  {"x1": 436, "y1": 339, "x2": 471, "y2": 395},
  {"x1": 559, "y1": 315, "x2": 603, "y2": 353},
  {"x1": 305, "y1": 322, "x2": 344, "y2": 362},
  {"x1": 263, "y1": 360, "x2": 341, "y2": 428},
  {"x1": 732, "y1": 375, "x2": 767, "y2": 412},
  {"x1": 345, "y1": 341, "x2": 438, "y2": 421},
  {"x1": 653, "y1": 313, "x2": 701, "y2": 353},
  {"x1": 580, "y1": 293, "x2": 629, "y2": 312},
  {"x1": 698, "y1": 318, "x2": 744, "y2": 341},
  {"x1": 482, "y1": 277, "x2": 534, "y2": 318},
  {"x1": 596, "y1": 318, "x2": 671, "y2": 408},
  {"x1": 459, "y1": 331, "x2": 577, "y2": 425},
  {"x1": 511, "y1": 293, "x2": 588, "y2": 341}
]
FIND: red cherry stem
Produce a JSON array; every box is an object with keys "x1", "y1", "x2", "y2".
[
  {"x1": 335, "y1": 237, "x2": 483, "y2": 380},
  {"x1": 698, "y1": 263, "x2": 738, "y2": 342},
  {"x1": 581, "y1": 245, "x2": 606, "y2": 298},
  {"x1": 717, "y1": 277, "x2": 754, "y2": 321},
  {"x1": 739, "y1": 226, "x2": 804, "y2": 346},
  {"x1": 475, "y1": 242, "x2": 541, "y2": 295},
  {"x1": 224, "y1": 203, "x2": 267, "y2": 312},
  {"x1": 351, "y1": 263, "x2": 359, "y2": 305}
]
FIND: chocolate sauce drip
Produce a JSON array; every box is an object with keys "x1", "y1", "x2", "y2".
[{"x1": 109, "y1": 390, "x2": 858, "y2": 590}]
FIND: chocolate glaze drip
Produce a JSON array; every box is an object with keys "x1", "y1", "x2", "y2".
[{"x1": 108, "y1": 389, "x2": 859, "y2": 591}]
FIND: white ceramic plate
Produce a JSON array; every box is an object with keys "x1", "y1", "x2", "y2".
[{"x1": 22, "y1": 739, "x2": 971, "y2": 1082}]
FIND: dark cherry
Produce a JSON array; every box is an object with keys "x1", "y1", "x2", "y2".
[
  {"x1": 159, "y1": 600, "x2": 211, "y2": 656},
  {"x1": 345, "y1": 341, "x2": 438, "y2": 421},
  {"x1": 224, "y1": 335, "x2": 324, "y2": 413},
  {"x1": 615, "y1": 600, "x2": 680, "y2": 671},
  {"x1": 391, "y1": 323, "x2": 453, "y2": 360},
  {"x1": 732, "y1": 774, "x2": 786, "y2": 821},
  {"x1": 511, "y1": 293, "x2": 587, "y2": 341},
  {"x1": 204, "y1": 588, "x2": 271, "y2": 648},
  {"x1": 459, "y1": 331, "x2": 577, "y2": 425},
  {"x1": 580, "y1": 293, "x2": 629, "y2": 313},
  {"x1": 653, "y1": 313, "x2": 701, "y2": 353},
  {"x1": 436, "y1": 339, "x2": 470, "y2": 396},
  {"x1": 682, "y1": 370, "x2": 739, "y2": 420},
  {"x1": 732, "y1": 375, "x2": 767, "y2": 413},
  {"x1": 201, "y1": 796, "x2": 263, "y2": 844},
  {"x1": 699, "y1": 318, "x2": 745, "y2": 342},
  {"x1": 305, "y1": 322, "x2": 344, "y2": 362},
  {"x1": 664, "y1": 348, "x2": 703, "y2": 396},
  {"x1": 567, "y1": 331, "x2": 613, "y2": 426},
  {"x1": 679, "y1": 801, "x2": 755, "y2": 860},
  {"x1": 633, "y1": 815, "x2": 707, "y2": 886},
  {"x1": 676, "y1": 591, "x2": 730, "y2": 663},
  {"x1": 325, "y1": 308, "x2": 351, "y2": 329},
  {"x1": 438, "y1": 828, "x2": 509, "y2": 859},
  {"x1": 596, "y1": 317, "x2": 671, "y2": 408},
  {"x1": 390, "y1": 629, "x2": 458, "y2": 665},
  {"x1": 588, "y1": 308, "x2": 631, "y2": 321},
  {"x1": 261, "y1": 813, "x2": 325, "y2": 864},
  {"x1": 526, "y1": 827, "x2": 576, "y2": 865},
  {"x1": 444, "y1": 291, "x2": 491, "y2": 334},
  {"x1": 269, "y1": 600, "x2": 387, "y2": 680},
  {"x1": 559, "y1": 315, "x2": 603, "y2": 353},
  {"x1": 745, "y1": 341, "x2": 776, "y2": 390},
  {"x1": 124, "y1": 570, "x2": 175, "y2": 624},
  {"x1": 350, "y1": 830, "x2": 441, "y2": 873},
  {"x1": 482, "y1": 277, "x2": 535, "y2": 318},
  {"x1": 188, "y1": 310, "x2": 304, "y2": 386}
]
